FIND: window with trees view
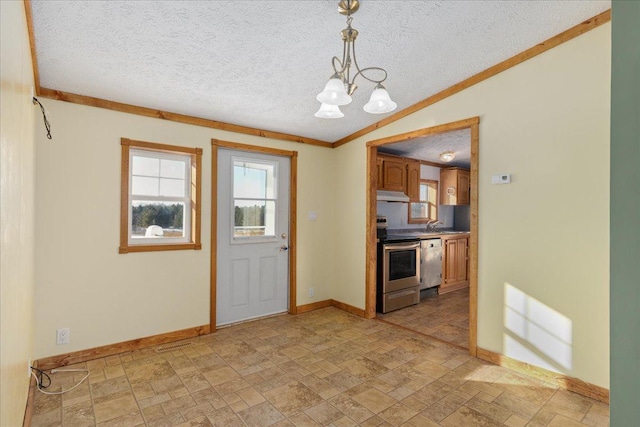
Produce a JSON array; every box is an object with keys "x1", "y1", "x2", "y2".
[
  {"x1": 233, "y1": 158, "x2": 277, "y2": 239},
  {"x1": 409, "y1": 179, "x2": 438, "y2": 223},
  {"x1": 119, "y1": 138, "x2": 202, "y2": 253}
]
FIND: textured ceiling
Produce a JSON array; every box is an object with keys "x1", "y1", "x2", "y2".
[
  {"x1": 30, "y1": 1, "x2": 610, "y2": 143},
  {"x1": 378, "y1": 129, "x2": 471, "y2": 168}
]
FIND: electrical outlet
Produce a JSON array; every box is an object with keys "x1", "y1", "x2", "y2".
[
  {"x1": 56, "y1": 328, "x2": 70, "y2": 345},
  {"x1": 309, "y1": 288, "x2": 315, "y2": 298}
]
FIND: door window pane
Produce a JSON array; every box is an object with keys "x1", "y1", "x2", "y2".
[{"x1": 233, "y1": 158, "x2": 277, "y2": 239}]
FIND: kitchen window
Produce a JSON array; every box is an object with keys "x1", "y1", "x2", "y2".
[
  {"x1": 119, "y1": 138, "x2": 202, "y2": 253},
  {"x1": 408, "y1": 179, "x2": 438, "y2": 223}
]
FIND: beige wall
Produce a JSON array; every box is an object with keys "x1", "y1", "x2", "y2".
[
  {"x1": 33, "y1": 103, "x2": 336, "y2": 359},
  {"x1": 0, "y1": 1, "x2": 37, "y2": 425},
  {"x1": 333, "y1": 24, "x2": 611, "y2": 388}
]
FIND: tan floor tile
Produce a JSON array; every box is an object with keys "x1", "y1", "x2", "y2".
[
  {"x1": 420, "y1": 390, "x2": 470, "y2": 423},
  {"x1": 103, "y1": 364, "x2": 125, "y2": 379},
  {"x1": 174, "y1": 414, "x2": 213, "y2": 427},
  {"x1": 440, "y1": 406, "x2": 503, "y2": 426},
  {"x1": 206, "y1": 406, "x2": 244, "y2": 427},
  {"x1": 330, "y1": 415, "x2": 359, "y2": 427},
  {"x1": 162, "y1": 395, "x2": 196, "y2": 415},
  {"x1": 62, "y1": 400, "x2": 94, "y2": 427},
  {"x1": 141, "y1": 403, "x2": 166, "y2": 422},
  {"x1": 28, "y1": 308, "x2": 609, "y2": 427},
  {"x1": 582, "y1": 409, "x2": 610, "y2": 427},
  {"x1": 492, "y1": 391, "x2": 541, "y2": 420},
  {"x1": 542, "y1": 389, "x2": 594, "y2": 421},
  {"x1": 547, "y1": 413, "x2": 590, "y2": 427},
  {"x1": 289, "y1": 412, "x2": 321, "y2": 426},
  {"x1": 339, "y1": 356, "x2": 388, "y2": 379},
  {"x1": 181, "y1": 402, "x2": 215, "y2": 421},
  {"x1": 263, "y1": 381, "x2": 324, "y2": 416},
  {"x1": 465, "y1": 396, "x2": 513, "y2": 423},
  {"x1": 191, "y1": 387, "x2": 227, "y2": 409},
  {"x1": 412, "y1": 359, "x2": 451, "y2": 379},
  {"x1": 95, "y1": 411, "x2": 144, "y2": 427},
  {"x1": 377, "y1": 402, "x2": 418, "y2": 425},
  {"x1": 202, "y1": 365, "x2": 240, "y2": 386},
  {"x1": 237, "y1": 401, "x2": 286, "y2": 426},
  {"x1": 404, "y1": 413, "x2": 441, "y2": 427},
  {"x1": 503, "y1": 414, "x2": 528, "y2": 427},
  {"x1": 138, "y1": 392, "x2": 172, "y2": 409},
  {"x1": 152, "y1": 375, "x2": 184, "y2": 394},
  {"x1": 329, "y1": 394, "x2": 376, "y2": 424},
  {"x1": 303, "y1": 401, "x2": 343, "y2": 425},
  {"x1": 352, "y1": 388, "x2": 397, "y2": 414},
  {"x1": 93, "y1": 393, "x2": 139, "y2": 424}
]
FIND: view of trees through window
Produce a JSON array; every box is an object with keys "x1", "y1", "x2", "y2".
[
  {"x1": 132, "y1": 203, "x2": 184, "y2": 237},
  {"x1": 235, "y1": 204, "x2": 266, "y2": 236}
]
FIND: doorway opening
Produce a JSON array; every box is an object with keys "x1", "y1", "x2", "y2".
[
  {"x1": 365, "y1": 117, "x2": 479, "y2": 356},
  {"x1": 211, "y1": 139, "x2": 298, "y2": 333}
]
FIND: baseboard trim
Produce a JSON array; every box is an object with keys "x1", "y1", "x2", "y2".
[
  {"x1": 330, "y1": 299, "x2": 366, "y2": 317},
  {"x1": 296, "y1": 300, "x2": 333, "y2": 314},
  {"x1": 296, "y1": 299, "x2": 366, "y2": 317},
  {"x1": 476, "y1": 347, "x2": 609, "y2": 404},
  {"x1": 36, "y1": 324, "x2": 210, "y2": 371}
]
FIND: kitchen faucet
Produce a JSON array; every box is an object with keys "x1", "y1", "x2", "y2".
[{"x1": 426, "y1": 220, "x2": 443, "y2": 232}]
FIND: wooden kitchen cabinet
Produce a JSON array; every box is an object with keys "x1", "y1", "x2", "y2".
[
  {"x1": 440, "y1": 167, "x2": 470, "y2": 205},
  {"x1": 441, "y1": 236, "x2": 469, "y2": 293},
  {"x1": 406, "y1": 160, "x2": 421, "y2": 202},
  {"x1": 378, "y1": 154, "x2": 406, "y2": 192},
  {"x1": 376, "y1": 157, "x2": 384, "y2": 188}
]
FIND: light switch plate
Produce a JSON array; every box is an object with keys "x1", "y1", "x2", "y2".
[
  {"x1": 308, "y1": 211, "x2": 317, "y2": 221},
  {"x1": 492, "y1": 174, "x2": 511, "y2": 184}
]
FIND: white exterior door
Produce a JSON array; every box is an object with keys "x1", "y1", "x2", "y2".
[{"x1": 216, "y1": 149, "x2": 290, "y2": 326}]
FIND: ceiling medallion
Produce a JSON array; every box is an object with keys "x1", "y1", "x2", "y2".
[{"x1": 315, "y1": 0, "x2": 397, "y2": 119}]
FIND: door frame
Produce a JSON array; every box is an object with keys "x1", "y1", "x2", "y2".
[
  {"x1": 364, "y1": 116, "x2": 480, "y2": 356},
  {"x1": 210, "y1": 139, "x2": 298, "y2": 332}
]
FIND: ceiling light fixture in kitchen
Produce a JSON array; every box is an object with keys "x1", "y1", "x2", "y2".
[
  {"x1": 439, "y1": 151, "x2": 456, "y2": 162},
  {"x1": 315, "y1": 0, "x2": 397, "y2": 119}
]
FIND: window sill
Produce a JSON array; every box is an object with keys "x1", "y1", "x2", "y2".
[{"x1": 119, "y1": 243, "x2": 202, "y2": 254}]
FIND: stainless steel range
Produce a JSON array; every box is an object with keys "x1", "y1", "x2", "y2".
[{"x1": 376, "y1": 236, "x2": 421, "y2": 313}]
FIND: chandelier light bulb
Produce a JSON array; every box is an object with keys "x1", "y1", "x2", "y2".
[
  {"x1": 363, "y1": 84, "x2": 397, "y2": 114},
  {"x1": 316, "y1": 76, "x2": 352, "y2": 106},
  {"x1": 314, "y1": 103, "x2": 344, "y2": 119}
]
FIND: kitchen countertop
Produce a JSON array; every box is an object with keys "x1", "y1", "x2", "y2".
[{"x1": 380, "y1": 230, "x2": 470, "y2": 243}]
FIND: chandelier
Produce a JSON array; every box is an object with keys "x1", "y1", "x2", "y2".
[{"x1": 315, "y1": 0, "x2": 397, "y2": 119}]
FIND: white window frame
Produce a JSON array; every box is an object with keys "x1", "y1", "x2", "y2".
[
  {"x1": 231, "y1": 156, "x2": 279, "y2": 244},
  {"x1": 128, "y1": 149, "x2": 192, "y2": 246}
]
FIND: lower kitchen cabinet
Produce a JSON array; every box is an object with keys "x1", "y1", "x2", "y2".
[{"x1": 442, "y1": 236, "x2": 469, "y2": 293}]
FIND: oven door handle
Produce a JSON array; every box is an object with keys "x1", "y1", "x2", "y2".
[{"x1": 384, "y1": 242, "x2": 420, "y2": 251}]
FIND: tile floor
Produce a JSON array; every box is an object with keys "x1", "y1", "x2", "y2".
[
  {"x1": 30, "y1": 307, "x2": 608, "y2": 427},
  {"x1": 378, "y1": 287, "x2": 470, "y2": 349}
]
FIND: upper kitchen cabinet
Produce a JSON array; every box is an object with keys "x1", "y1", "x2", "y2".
[
  {"x1": 406, "y1": 160, "x2": 421, "y2": 202},
  {"x1": 378, "y1": 154, "x2": 406, "y2": 192},
  {"x1": 440, "y1": 167, "x2": 470, "y2": 205}
]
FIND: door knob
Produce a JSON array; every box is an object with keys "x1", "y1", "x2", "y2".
[{"x1": 280, "y1": 245, "x2": 289, "y2": 251}]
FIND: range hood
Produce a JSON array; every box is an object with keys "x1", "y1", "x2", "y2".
[{"x1": 377, "y1": 190, "x2": 410, "y2": 203}]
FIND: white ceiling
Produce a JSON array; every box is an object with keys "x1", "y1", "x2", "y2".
[
  {"x1": 30, "y1": 0, "x2": 610, "y2": 143},
  {"x1": 378, "y1": 128, "x2": 471, "y2": 168}
]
